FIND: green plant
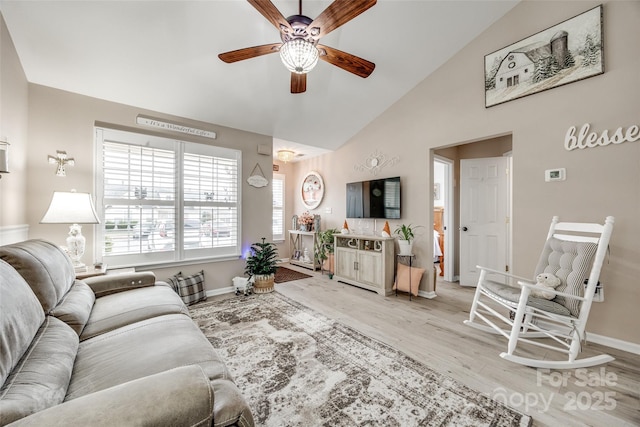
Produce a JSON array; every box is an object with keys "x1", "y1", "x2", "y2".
[
  {"x1": 315, "y1": 228, "x2": 338, "y2": 263},
  {"x1": 394, "y1": 224, "x2": 422, "y2": 241},
  {"x1": 244, "y1": 238, "x2": 279, "y2": 277}
]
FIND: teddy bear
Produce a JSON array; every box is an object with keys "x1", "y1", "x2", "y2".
[{"x1": 530, "y1": 272, "x2": 562, "y2": 300}]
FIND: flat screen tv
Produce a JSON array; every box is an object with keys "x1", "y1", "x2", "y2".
[{"x1": 346, "y1": 176, "x2": 401, "y2": 219}]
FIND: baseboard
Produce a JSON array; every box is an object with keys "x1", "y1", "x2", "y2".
[
  {"x1": 207, "y1": 286, "x2": 235, "y2": 297},
  {"x1": 419, "y1": 290, "x2": 437, "y2": 299},
  {"x1": 0, "y1": 224, "x2": 29, "y2": 245},
  {"x1": 587, "y1": 332, "x2": 640, "y2": 355},
  {"x1": 538, "y1": 320, "x2": 640, "y2": 355}
]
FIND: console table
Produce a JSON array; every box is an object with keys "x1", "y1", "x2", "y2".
[
  {"x1": 289, "y1": 230, "x2": 319, "y2": 270},
  {"x1": 334, "y1": 234, "x2": 395, "y2": 296}
]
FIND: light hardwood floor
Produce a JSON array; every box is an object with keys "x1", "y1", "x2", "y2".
[{"x1": 250, "y1": 265, "x2": 639, "y2": 427}]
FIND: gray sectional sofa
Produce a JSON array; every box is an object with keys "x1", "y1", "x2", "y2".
[{"x1": 0, "y1": 239, "x2": 254, "y2": 426}]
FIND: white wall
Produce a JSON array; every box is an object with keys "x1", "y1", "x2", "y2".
[
  {"x1": 0, "y1": 15, "x2": 28, "y2": 232},
  {"x1": 288, "y1": 1, "x2": 640, "y2": 344}
]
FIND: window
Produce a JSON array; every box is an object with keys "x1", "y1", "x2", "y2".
[
  {"x1": 95, "y1": 128, "x2": 241, "y2": 267},
  {"x1": 272, "y1": 173, "x2": 285, "y2": 241}
]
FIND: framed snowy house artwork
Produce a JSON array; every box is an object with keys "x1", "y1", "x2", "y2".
[{"x1": 484, "y1": 5, "x2": 603, "y2": 108}]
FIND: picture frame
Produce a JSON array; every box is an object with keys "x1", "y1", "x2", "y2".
[
  {"x1": 301, "y1": 171, "x2": 324, "y2": 210},
  {"x1": 484, "y1": 5, "x2": 603, "y2": 108}
]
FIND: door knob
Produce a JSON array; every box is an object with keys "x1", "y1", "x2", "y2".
[{"x1": 461, "y1": 226, "x2": 468, "y2": 231}]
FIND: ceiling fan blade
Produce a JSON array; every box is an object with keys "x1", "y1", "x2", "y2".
[
  {"x1": 218, "y1": 43, "x2": 281, "y2": 63},
  {"x1": 291, "y1": 73, "x2": 307, "y2": 94},
  {"x1": 318, "y1": 45, "x2": 375, "y2": 78},
  {"x1": 307, "y1": 0, "x2": 377, "y2": 40},
  {"x1": 247, "y1": 0, "x2": 294, "y2": 35}
]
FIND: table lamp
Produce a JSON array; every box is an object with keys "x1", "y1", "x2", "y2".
[{"x1": 40, "y1": 190, "x2": 100, "y2": 271}]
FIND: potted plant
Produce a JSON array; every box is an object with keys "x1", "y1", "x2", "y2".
[
  {"x1": 394, "y1": 224, "x2": 421, "y2": 256},
  {"x1": 315, "y1": 228, "x2": 338, "y2": 276},
  {"x1": 244, "y1": 237, "x2": 279, "y2": 293}
]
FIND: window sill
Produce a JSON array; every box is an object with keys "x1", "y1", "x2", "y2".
[{"x1": 108, "y1": 254, "x2": 243, "y2": 271}]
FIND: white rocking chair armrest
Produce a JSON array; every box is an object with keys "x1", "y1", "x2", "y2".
[
  {"x1": 516, "y1": 280, "x2": 587, "y2": 301},
  {"x1": 476, "y1": 265, "x2": 532, "y2": 284}
]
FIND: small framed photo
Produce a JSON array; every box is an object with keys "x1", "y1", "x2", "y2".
[{"x1": 293, "y1": 250, "x2": 301, "y2": 260}]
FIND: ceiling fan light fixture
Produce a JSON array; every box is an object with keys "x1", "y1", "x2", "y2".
[
  {"x1": 279, "y1": 38, "x2": 319, "y2": 74},
  {"x1": 277, "y1": 150, "x2": 296, "y2": 163}
]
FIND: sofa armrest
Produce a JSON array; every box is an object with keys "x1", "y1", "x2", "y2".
[
  {"x1": 7, "y1": 366, "x2": 215, "y2": 427},
  {"x1": 82, "y1": 271, "x2": 157, "y2": 297}
]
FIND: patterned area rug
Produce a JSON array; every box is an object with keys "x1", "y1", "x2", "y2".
[
  {"x1": 274, "y1": 266, "x2": 312, "y2": 283},
  {"x1": 190, "y1": 292, "x2": 532, "y2": 427}
]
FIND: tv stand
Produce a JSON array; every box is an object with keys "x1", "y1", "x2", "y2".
[{"x1": 334, "y1": 234, "x2": 395, "y2": 295}]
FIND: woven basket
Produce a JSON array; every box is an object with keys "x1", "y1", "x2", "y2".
[{"x1": 253, "y1": 274, "x2": 275, "y2": 293}]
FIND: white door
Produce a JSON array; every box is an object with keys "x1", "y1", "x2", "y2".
[{"x1": 459, "y1": 157, "x2": 509, "y2": 287}]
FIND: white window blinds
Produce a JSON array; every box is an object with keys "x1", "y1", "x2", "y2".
[
  {"x1": 272, "y1": 173, "x2": 285, "y2": 240},
  {"x1": 96, "y1": 127, "x2": 241, "y2": 267}
]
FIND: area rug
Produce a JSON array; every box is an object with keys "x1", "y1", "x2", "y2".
[
  {"x1": 274, "y1": 266, "x2": 312, "y2": 283},
  {"x1": 190, "y1": 292, "x2": 532, "y2": 427}
]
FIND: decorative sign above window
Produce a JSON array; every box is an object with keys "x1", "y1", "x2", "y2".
[
  {"x1": 564, "y1": 123, "x2": 639, "y2": 151},
  {"x1": 136, "y1": 115, "x2": 217, "y2": 139}
]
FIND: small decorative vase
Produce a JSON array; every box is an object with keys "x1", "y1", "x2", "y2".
[{"x1": 253, "y1": 273, "x2": 275, "y2": 293}]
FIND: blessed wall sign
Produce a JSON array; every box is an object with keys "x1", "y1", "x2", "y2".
[{"x1": 565, "y1": 123, "x2": 639, "y2": 151}]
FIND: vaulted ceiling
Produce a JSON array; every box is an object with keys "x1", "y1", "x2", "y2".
[{"x1": 1, "y1": 1, "x2": 519, "y2": 157}]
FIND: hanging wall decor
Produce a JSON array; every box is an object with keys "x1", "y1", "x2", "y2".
[
  {"x1": 485, "y1": 5, "x2": 603, "y2": 108},
  {"x1": 301, "y1": 171, "x2": 324, "y2": 210},
  {"x1": 247, "y1": 163, "x2": 269, "y2": 188},
  {"x1": 48, "y1": 150, "x2": 75, "y2": 176},
  {"x1": 354, "y1": 149, "x2": 399, "y2": 176}
]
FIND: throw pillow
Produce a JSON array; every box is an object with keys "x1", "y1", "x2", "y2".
[
  {"x1": 175, "y1": 271, "x2": 207, "y2": 306},
  {"x1": 393, "y1": 263, "x2": 425, "y2": 297},
  {"x1": 166, "y1": 271, "x2": 182, "y2": 294}
]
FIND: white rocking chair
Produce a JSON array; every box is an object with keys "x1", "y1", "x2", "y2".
[{"x1": 464, "y1": 216, "x2": 615, "y2": 369}]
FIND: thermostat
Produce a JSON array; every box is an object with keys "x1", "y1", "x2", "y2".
[{"x1": 545, "y1": 168, "x2": 566, "y2": 182}]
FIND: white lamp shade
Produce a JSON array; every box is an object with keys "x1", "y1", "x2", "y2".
[{"x1": 41, "y1": 191, "x2": 100, "y2": 224}]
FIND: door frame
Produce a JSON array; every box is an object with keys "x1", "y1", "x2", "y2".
[{"x1": 434, "y1": 155, "x2": 454, "y2": 282}]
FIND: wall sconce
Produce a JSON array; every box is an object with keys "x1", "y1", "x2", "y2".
[
  {"x1": 277, "y1": 150, "x2": 296, "y2": 163},
  {"x1": 48, "y1": 150, "x2": 75, "y2": 176},
  {"x1": 0, "y1": 137, "x2": 9, "y2": 178}
]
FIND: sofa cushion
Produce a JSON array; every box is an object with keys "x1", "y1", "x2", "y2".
[
  {"x1": 6, "y1": 366, "x2": 216, "y2": 427},
  {"x1": 79, "y1": 284, "x2": 189, "y2": 341},
  {"x1": 0, "y1": 260, "x2": 45, "y2": 385},
  {"x1": 49, "y1": 281, "x2": 96, "y2": 336},
  {"x1": 0, "y1": 239, "x2": 75, "y2": 313},
  {"x1": 0, "y1": 316, "x2": 78, "y2": 425},
  {"x1": 67, "y1": 313, "x2": 231, "y2": 401}
]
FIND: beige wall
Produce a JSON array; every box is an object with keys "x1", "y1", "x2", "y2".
[
  {"x1": 24, "y1": 84, "x2": 274, "y2": 291},
  {"x1": 0, "y1": 14, "x2": 28, "y2": 230},
  {"x1": 289, "y1": 1, "x2": 639, "y2": 344}
]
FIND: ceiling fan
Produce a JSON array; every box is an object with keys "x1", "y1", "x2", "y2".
[{"x1": 218, "y1": 0, "x2": 376, "y2": 94}]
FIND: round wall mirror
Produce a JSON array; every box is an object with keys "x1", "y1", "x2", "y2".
[{"x1": 301, "y1": 171, "x2": 324, "y2": 210}]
